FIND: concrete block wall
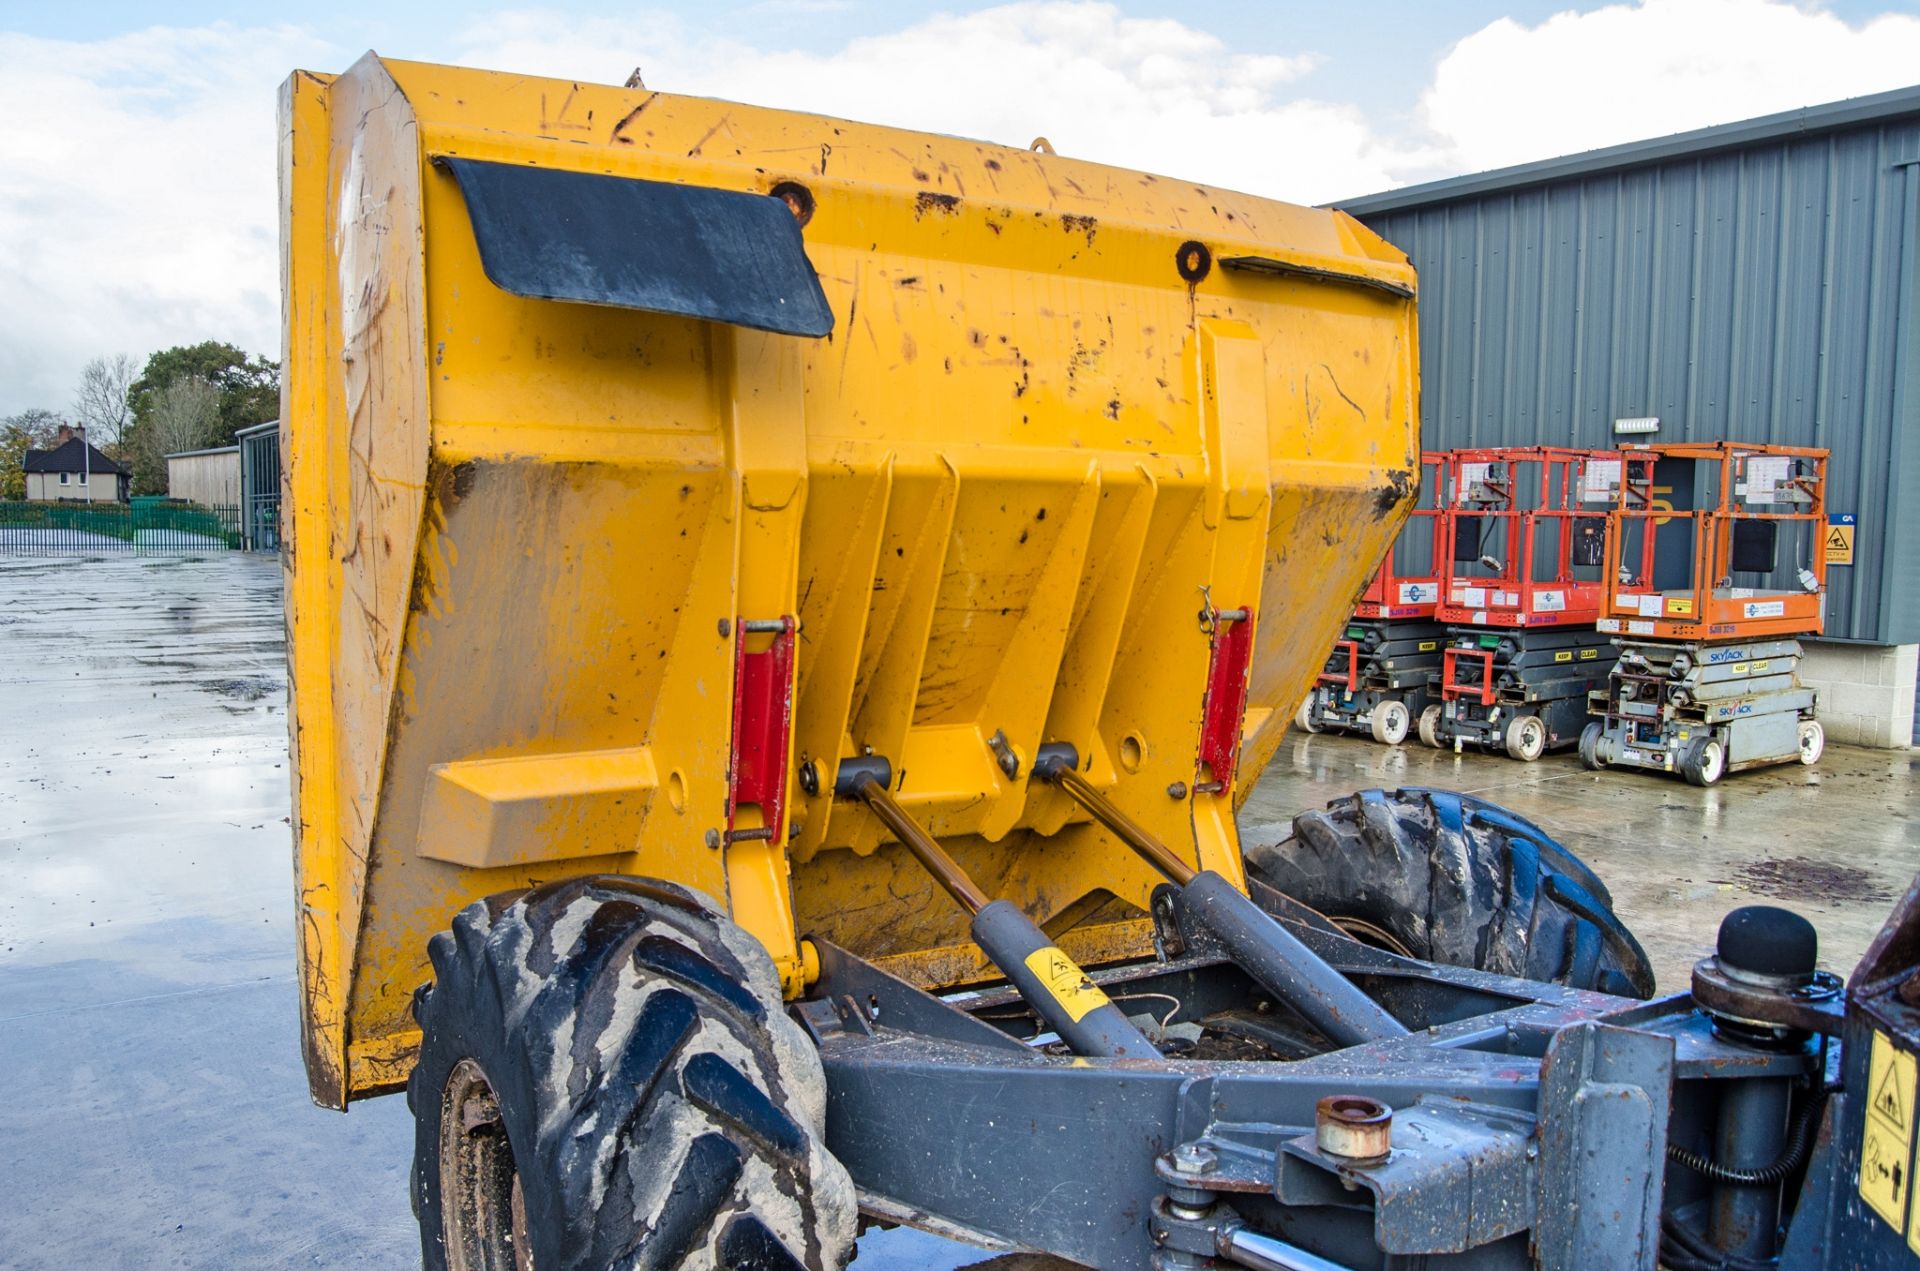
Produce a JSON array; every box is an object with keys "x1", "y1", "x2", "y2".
[{"x1": 1798, "y1": 641, "x2": 1918, "y2": 748}]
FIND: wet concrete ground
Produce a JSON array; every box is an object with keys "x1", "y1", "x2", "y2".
[{"x1": 2, "y1": 554, "x2": 1914, "y2": 1267}]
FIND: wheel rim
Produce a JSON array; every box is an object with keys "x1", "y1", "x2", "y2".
[
  {"x1": 1515, "y1": 717, "x2": 1546, "y2": 759},
  {"x1": 1702, "y1": 742, "x2": 1724, "y2": 783},
  {"x1": 1799, "y1": 722, "x2": 1824, "y2": 764},
  {"x1": 441, "y1": 1058, "x2": 533, "y2": 1271},
  {"x1": 1380, "y1": 702, "x2": 1409, "y2": 743}
]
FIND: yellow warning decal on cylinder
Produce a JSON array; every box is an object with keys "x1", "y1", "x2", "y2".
[
  {"x1": 1024, "y1": 946, "x2": 1111, "y2": 1023},
  {"x1": 1418, "y1": 641, "x2": 1438, "y2": 652},
  {"x1": 1860, "y1": 1030, "x2": 1917, "y2": 1232},
  {"x1": 1554, "y1": 650, "x2": 1573, "y2": 663}
]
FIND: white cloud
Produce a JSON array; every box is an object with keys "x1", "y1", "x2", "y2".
[
  {"x1": 1, "y1": 2, "x2": 1917, "y2": 417},
  {"x1": 0, "y1": 22, "x2": 336, "y2": 415},
  {"x1": 1422, "y1": 0, "x2": 1920, "y2": 171},
  {"x1": 451, "y1": 4, "x2": 1426, "y2": 208}
]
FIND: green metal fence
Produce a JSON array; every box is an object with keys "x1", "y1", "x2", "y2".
[{"x1": 0, "y1": 501, "x2": 243, "y2": 554}]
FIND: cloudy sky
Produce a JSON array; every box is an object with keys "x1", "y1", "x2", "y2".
[{"x1": 2, "y1": 0, "x2": 1917, "y2": 415}]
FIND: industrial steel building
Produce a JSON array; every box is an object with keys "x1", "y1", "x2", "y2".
[{"x1": 1340, "y1": 85, "x2": 1920, "y2": 746}]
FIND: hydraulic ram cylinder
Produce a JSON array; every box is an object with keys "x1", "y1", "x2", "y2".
[
  {"x1": 1034, "y1": 745, "x2": 1407, "y2": 1047},
  {"x1": 836, "y1": 756, "x2": 1160, "y2": 1059}
]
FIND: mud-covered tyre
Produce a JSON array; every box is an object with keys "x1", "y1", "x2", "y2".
[
  {"x1": 409, "y1": 876, "x2": 857, "y2": 1271},
  {"x1": 1246, "y1": 788, "x2": 1656, "y2": 998}
]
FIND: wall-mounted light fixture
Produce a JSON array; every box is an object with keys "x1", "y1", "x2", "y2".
[{"x1": 1613, "y1": 416, "x2": 1660, "y2": 435}]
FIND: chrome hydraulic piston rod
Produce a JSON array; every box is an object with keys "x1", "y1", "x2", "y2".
[
  {"x1": 1032, "y1": 743, "x2": 1407, "y2": 1047},
  {"x1": 834, "y1": 756, "x2": 1160, "y2": 1059}
]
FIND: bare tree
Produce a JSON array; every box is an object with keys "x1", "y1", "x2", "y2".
[
  {"x1": 72, "y1": 354, "x2": 137, "y2": 451},
  {"x1": 131, "y1": 376, "x2": 221, "y2": 493}
]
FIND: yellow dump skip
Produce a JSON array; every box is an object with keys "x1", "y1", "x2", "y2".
[{"x1": 282, "y1": 53, "x2": 1418, "y2": 1107}]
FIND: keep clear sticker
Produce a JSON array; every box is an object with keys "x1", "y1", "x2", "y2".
[
  {"x1": 1024, "y1": 946, "x2": 1111, "y2": 1023},
  {"x1": 1860, "y1": 1030, "x2": 1918, "y2": 1232}
]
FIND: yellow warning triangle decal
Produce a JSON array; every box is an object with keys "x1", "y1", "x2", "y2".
[{"x1": 1875, "y1": 1061, "x2": 1910, "y2": 1132}]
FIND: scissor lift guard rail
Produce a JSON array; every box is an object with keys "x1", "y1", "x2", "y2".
[{"x1": 283, "y1": 53, "x2": 1916, "y2": 1271}]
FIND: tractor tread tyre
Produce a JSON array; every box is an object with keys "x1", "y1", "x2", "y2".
[
  {"x1": 409, "y1": 876, "x2": 856, "y2": 1271},
  {"x1": 1246, "y1": 788, "x2": 1656, "y2": 999}
]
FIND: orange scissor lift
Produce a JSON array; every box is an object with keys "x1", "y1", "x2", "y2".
[
  {"x1": 1418, "y1": 447, "x2": 1619, "y2": 761},
  {"x1": 1581, "y1": 442, "x2": 1828, "y2": 785},
  {"x1": 1297, "y1": 453, "x2": 1449, "y2": 744}
]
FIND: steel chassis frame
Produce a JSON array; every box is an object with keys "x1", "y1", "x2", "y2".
[{"x1": 799, "y1": 881, "x2": 1826, "y2": 1271}]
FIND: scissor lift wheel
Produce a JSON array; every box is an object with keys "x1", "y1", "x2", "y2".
[
  {"x1": 409, "y1": 878, "x2": 857, "y2": 1271},
  {"x1": 1798, "y1": 719, "x2": 1825, "y2": 765},
  {"x1": 1504, "y1": 715, "x2": 1549, "y2": 762},
  {"x1": 1679, "y1": 737, "x2": 1727, "y2": 787},
  {"x1": 1369, "y1": 698, "x2": 1412, "y2": 745},
  {"x1": 1293, "y1": 697, "x2": 1321, "y2": 735},
  {"x1": 1417, "y1": 703, "x2": 1444, "y2": 749}
]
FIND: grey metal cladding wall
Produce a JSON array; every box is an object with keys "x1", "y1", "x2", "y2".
[{"x1": 1357, "y1": 119, "x2": 1920, "y2": 645}]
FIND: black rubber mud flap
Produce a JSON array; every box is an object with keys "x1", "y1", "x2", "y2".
[
  {"x1": 1245, "y1": 787, "x2": 1657, "y2": 998},
  {"x1": 437, "y1": 156, "x2": 836, "y2": 338},
  {"x1": 409, "y1": 876, "x2": 857, "y2": 1271}
]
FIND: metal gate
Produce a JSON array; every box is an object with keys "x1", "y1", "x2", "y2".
[{"x1": 236, "y1": 421, "x2": 280, "y2": 552}]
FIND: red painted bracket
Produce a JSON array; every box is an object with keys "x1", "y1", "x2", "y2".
[
  {"x1": 1441, "y1": 646, "x2": 1497, "y2": 706},
  {"x1": 726, "y1": 616, "x2": 796, "y2": 844},
  {"x1": 1318, "y1": 639, "x2": 1361, "y2": 691},
  {"x1": 1196, "y1": 606, "x2": 1255, "y2": 793}
]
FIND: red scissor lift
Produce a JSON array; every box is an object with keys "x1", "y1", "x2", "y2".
[
  {"x1": 1581, "y1": 442, "x2": 1828, "y2": 784},
  {"x1": 1420, "y1": 447, "x2": 1618, "y2": 761},
  {"x1": 1297, "y1": 453, "x2": 1448, "y2": 744}
]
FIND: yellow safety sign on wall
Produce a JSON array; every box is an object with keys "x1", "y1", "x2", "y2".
[
  {"x1": 1860, "y1": 1030, "x2": 1917, "y2": 1231},
  {"x1": 1827, "y1": 513, "x2": 1856, "y2": 566}
]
